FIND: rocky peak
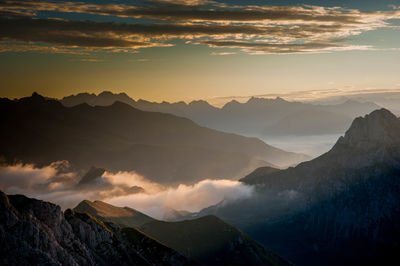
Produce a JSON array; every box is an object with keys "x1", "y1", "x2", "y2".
[
  {"x1": 20, "y1": 92, "x2": 46, "y2": 103},
  {"x1": 78, "y1": 167, "x2": 106, "y2": 185},
  {"x1": 334, "y1": 108, "x2": 400, "y2": 150}
]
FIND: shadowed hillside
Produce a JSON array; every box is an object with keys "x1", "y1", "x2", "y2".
[
  {"x1": 196, "y1": 109, "x2": 400, "y2": 265},
  {"x1": 74, "y1": 200, "x2": 292, "y2": 266},
  {"x1": 61, "y1": 91, "x2": 380, "y2": 137},
  {"x1": 0, "y1": 93, "x2": 308, "y2": 185}
]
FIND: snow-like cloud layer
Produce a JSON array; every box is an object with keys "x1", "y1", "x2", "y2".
[{"x1": 0, "y1": 162, "x2": 254, "y2": 219}]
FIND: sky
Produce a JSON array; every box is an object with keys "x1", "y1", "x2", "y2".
[{"x1": 1, "y1": 0, "x2": 400, "y2": 102}]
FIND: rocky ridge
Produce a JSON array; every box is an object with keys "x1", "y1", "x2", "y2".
[{"x1": 0, "y1": 191, "x2": 192, "y2": 265}]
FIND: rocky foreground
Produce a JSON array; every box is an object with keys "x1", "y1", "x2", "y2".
[{"x1": 0, "y1": 191, "x2": 193, "y2": 265}]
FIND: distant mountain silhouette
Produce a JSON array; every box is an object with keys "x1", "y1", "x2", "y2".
[
  {"x1": 74, "y1": 200, "x2": 291, "y2": 266},
  {"x1": 0, "y1": 93, "x2": 307, "y2": 185},
  {"x1": 196, "y1": 109, "x2": 400, "y2": 265},
  {"x1": 61, "y1": 91, "x2": 381, "y2": 136},
  {"x1": 0, "y1": 191, "x2": 193, "y2": 265}
]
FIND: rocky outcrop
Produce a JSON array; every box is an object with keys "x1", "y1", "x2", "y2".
[
  {"x1": 332, "y1": 108, "x2": 400, "y2": 151},
  {"x1": 0, "y1": 191, "x2": 192, "y2": 265}
]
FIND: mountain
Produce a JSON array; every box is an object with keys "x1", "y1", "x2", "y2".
[
  {"x1": 0, "y1": 191, "x2": 193, "y2": 265},
  {"x1": 74, "y1": 200, "x2": 292, "y2": 266},
  {"x1": 0, "y1": 93, "x2": 308, "y2": 185},
  {"x1": 75, "y1": 200, "x2": 156, "y2": 228},
  {"x1": 62, "y1": 91, "x2": 137, "y2": 107},
  {"x1": 241, "y1": 108, "x2": 400, "y2": 186},
  {"x1": 311, "y1": 91, "x2": 400, "y2": 115},
  {"x1": 262, "y1": 109, "x2": 352, "y2": 136},
  {"x1": 196, "y1": 109, "x2": 400, "y2": 265},
  {"x1": 61, "y1": 92, "x2": 381, "y2": 137}
]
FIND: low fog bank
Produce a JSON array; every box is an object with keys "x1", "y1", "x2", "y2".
[
  {"x1": 0, "y1": 161, "x2": 254, "y2": 219},
  {"x1": 258, "y1": 134, "x2": 341, "y2": 158}
]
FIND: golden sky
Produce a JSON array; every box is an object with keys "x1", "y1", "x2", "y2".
[{"x1": 1, "y1": 0, "x2": 400, "y2": 101}]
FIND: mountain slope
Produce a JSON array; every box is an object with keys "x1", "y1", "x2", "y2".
[
  {"x1": 0, "y1": 191, "x2": 192, "y2": 265},
  {"x1": 75, "y1": 200, "x2": 156, "y2": 228},
  {"x1": 0, "y1": 93, "x2": 308, "y2": 185},
  {"x1": 73, "y1": 200, "x2": 292, "y2": 266},
  {"x1": 262, "y1": 109, "x2": 352, "y2": 136},
  {"x1": 197, "y1": 109, "x2": 400, "y2": 265}
]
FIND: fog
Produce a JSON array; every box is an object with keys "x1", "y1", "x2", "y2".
[
  {"x1": 258, "y1": 134, "x2": 341, "y2": 158},
  {"x1": 107, "y1": 176, "x2": 254, "y2": 219},
  {"x1": 0, "y1": 162, "x2": 254, "y2": 219}
]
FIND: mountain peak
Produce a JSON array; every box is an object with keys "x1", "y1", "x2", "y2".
[
  {"x1": 78, "y1": 167, "x2": 105, "y2": 185},
  {"x1": 246, "y1": 96, "x2": 288, "y2": 105},
  {"x1": 334, "y1": 108, "x2": 400, "y2": 150},
  {"x1": 17, "y1": 92, "x2": 62, "y2": 108},
  {"x1": 31, "y1": 91, "x2": 43, "y2": 98},
  {"x1": 24, "y1": 92, "x2": 46, "y2": 102}
]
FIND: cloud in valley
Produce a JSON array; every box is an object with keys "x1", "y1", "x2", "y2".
[{"x1": 0, "y1": 162, "x2": 254, "y2": 219}]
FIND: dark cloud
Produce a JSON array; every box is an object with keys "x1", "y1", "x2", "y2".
[
  {"x1": 0, "y1": 16, "x2": 362, "y2": 51},
  {"x1": 0, "y1": 0, "x2": 392, "y2": 24},
  {"x1": 0, "y1": 0, "x2": 399, "y2": 54},
  {"x1": 0, "y1": 17, "x2": 164, "y2": 50}
]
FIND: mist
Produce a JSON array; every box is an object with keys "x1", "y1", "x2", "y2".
[
  {"x1": 0, "y1": 162, "x2": 254, "y2": 219},
  {"x1": 257, "y1": 134, "x2": 341, "y2": 158}
]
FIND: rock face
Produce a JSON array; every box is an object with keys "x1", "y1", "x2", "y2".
[
  {"x1": 0, "y1": 191, "x2": 192, "y2": 265},
  {"x1": 199, "y1": 109, "x2": 400, "y2": 265},
  {"x1": 333, "y1": 108, "x2": 400, "y2": 151}
]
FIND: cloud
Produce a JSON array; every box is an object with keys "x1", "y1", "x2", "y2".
[
  {"x1": 203, "y1": 39, "x2": 373, "y2": 54},
  {"x1": 77, "y1": 58, "x2": 104, "y2": 62},
  {"x1": 106, "y1": 174, "x2": 253, "y2": 219},
  {"x1": 0, "y1": 17, "x2": 171, "y2": 51},
  {"x1": 149, "y1": 0, "x2": 215, "y2": 6},
  {"x1": 1, "y1": 1, "x2": 395, "y2": 24},
  {"x1": 389, "y1": 5, "x2": 400, "y2": 10},
  {"x1": 210, "y1": 51, "x2": 236, "y2": 55},
  {"x1": 0, "y1": 43, "x2": 90, "y2": 54},
  {"x1": 0, "y1": 162, "x2": 58, "y2": 190},
  {"x1": 0, "y1": 162, "x2": 254, "y2": 219},
  {"x1": 1, "y1": 0, "x2": 400, "y2": 54}
]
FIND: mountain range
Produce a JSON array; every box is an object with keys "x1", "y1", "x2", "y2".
[
  {"x1": 195, "y1": 108, "x2": 400, "y2": 265},
  {"x1": 0, "y1": 93, "x2": 308, "y2": 186},
  {"x1": 61, "y1": 91, "x2": 381, "y2": 137}
]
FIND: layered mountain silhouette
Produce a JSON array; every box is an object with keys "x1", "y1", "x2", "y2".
[
  {"x1": 61, "y1": 91, "x2": 380, "y2": 136},
  {"x1": 0, "y1": 93, "x2": 308, "y2": 185},
  {"x1": 74, "y1": 200, "x2": 291, "y2": 266},
  {"x1": 0, "y1": 191, "x2": 193, "y2": 265},
  {"x1": 196, "y1": 109, "x2": 400, "y2": 265}
]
